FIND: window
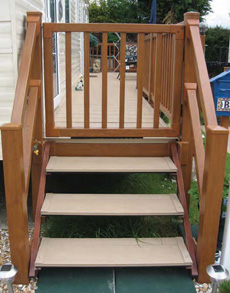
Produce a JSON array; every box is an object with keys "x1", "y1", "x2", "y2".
[{"x1": 65, "y1": 0, "x2": 70, "y2": 23}]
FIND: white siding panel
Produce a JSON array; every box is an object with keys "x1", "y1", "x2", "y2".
[
  {"x1": 0, "y1": 55, "x2": 14, "y2": 73},
  {"x1": 0, "y1": 0, "x2": 11, "y2": 21},
  {"x1": 15, "y1": 0, "x2": 44, "y2": 56},
  {"x1": 0, "y1": 22, "x2": 13, "y2": 53}
]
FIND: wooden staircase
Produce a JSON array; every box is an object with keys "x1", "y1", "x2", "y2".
[
  {"x1": 29, "y1": 140, "x2": 196, "y2": 277},
  {"x1": 1, "y1": 12, "x2": 229, "y2": 285}
]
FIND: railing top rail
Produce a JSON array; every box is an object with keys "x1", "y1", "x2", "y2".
[
  {"x1": 11, "y1": 13, "x2": 41, "y2": 124},
  {"x1": 43, "y1": 23, "x2": 184, "y2": 37},
  {"x1": 184, "y1": 12, "x2": 217, "y2": 126}
]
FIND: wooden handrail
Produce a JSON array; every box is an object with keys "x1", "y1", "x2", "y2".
[
  {"x1": 189, "y1": 23, "x2": 217, "y2": 126},
  {"x1": 43, "y1": 23, "x2": 184, "y2": 37},
  {"x1": 11, "y1": 22, "x2": 38, "y2": 123}
]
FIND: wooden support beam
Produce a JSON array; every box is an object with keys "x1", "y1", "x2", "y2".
[
  {"x1": 29, "y1": 142, "x2": 51, "y2": 277},
  {"x1": 119, "y1": 33, "x2": 126, "y2": 128},
  {"x1": 197, "y1": 126, "x2": 228, "y2": 283},
  {"x1": 171, "y1": 35, "x2": 183, "y2": 133},
  {"x1": 84, "y1": 32, "x2": 90, "y2": 128},
  {"x1": 30, "y1": 12, "x2": 44, "y2": 218},
  {"x1": 171, "y1": 143, "x2": 198, "y2": 276},
  {"x1": 181, "y1": 13, "x2": 199, "y2": 206},
  {"x1": 1, "y1": 124, "x2": 30, "y2": 284},
  {"x1": 65, "y1": 32, "x2": 72, "y2": 128},
  {"x1": 44, "y1": 35, "x2": 55, "y2": 133},
  {"x1": 154, "y1": 34, "x2": 163, "y2": 128},
  {"x1": 137, "y1": 33, "x2": 144, "y2": 128},
  {"x1": 102, "y1": 33, "x2": 108, "y2": 128}
]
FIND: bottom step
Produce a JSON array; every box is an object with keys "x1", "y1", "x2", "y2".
[{"x1": 35, "y1": 237, "x2": 192, "y2": 268}]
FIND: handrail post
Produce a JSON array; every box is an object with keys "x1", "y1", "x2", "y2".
[
  {"x1": 181, "y1": 12, "x2": 200, "y2": 206},
  {"x1": 27, "y1": 12, "x2": 44, "y2": 218},
  {"x1": 197, "y1": 126, "x2": 228, "y2": 283},
  {"x1": 1, "y1": 124, "x2": 30, "y2": 284}
]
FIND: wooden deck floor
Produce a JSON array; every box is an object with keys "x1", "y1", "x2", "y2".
[{"x1": 54, "y1": 73, "x2": 167, "y2": 128}]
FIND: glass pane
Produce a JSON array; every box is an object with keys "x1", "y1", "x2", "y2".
[{"x1": 50, "y1": 0, "x2": 59, "y2": 98}]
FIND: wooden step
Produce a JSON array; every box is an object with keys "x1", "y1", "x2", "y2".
[
  {"x1": 46, "y1": 156, "x2": 177, "y2": 173},
  {"x1": 35, "y1": 237, "x2": 192, "y2": 268},
  {"x1": 41, "y1": 193, "x2": 184, "y2": 216}
]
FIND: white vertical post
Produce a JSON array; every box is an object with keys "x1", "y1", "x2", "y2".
[
  {"x1": 221, "y1": 184, "x2": 230, "y2": 271},
  {"x1": 228, "y1": 36, "x2": 230, "y2": 64}
]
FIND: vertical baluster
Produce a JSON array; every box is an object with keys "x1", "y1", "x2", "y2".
[
  {"x1": 154, "y1": 34, "x2": 163, "y2": 128},
  {"x1": 65, "y1": 32, "x2": 72, "y2": 128},
  {"x1": 171, "y1": 33, "x2": 184, "y2": 132},
  {"x1": 149, "y1": 35, "x2": 156, "y2": 102},
  {"x1": 165, "y1": 35, "x2": 169, "y2": 108},
  {"x1": 169, "y1": 34, "x2": 173, "y2": 111},
  {"x1": 102, "y1": 33, "x2": 108, "y2": 128},
  {"x1": 137, "y1": 33, "x2": 144, "y2": 128},
  {"x1": 169, "y1": 34, "x2": 174, "y2": 113},
  {"x1": 84, "y1": 32, "x2": 90, "y2": 128},
  {"x1": 119, "y1": 33, "x2": 126, "y2": 128},
  {"x1": 161, "y1": 35, "x2": 166, "y2": 107},
  {"x1": 167, "y1": 34, "x2": 172, "y2": 111},
  {"x1": 44, "y1": 35, "x2": 54, "y2": 134}
]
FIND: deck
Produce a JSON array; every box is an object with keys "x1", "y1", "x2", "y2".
[{"x1": 54, "y1": 73, "x2": 167, "y2": 128}]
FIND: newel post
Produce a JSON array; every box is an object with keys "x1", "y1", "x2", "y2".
[
  {"x1": 181, "y1": 12, "x2": 200, "y2": 207},
  {"x1": 197, "y1": 126, "x2": 228, "y2": 283},
  {"x1": 1, "y1": 124, "x2": 30, "y2": 284},
  {"x1": 27, "y1": 12, "x2": 44, "y2": 218}
]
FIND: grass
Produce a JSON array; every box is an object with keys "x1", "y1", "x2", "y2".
[
  {"x1": 42, "y1": 216, "x2": 180, "y2": 239},
  {"x1": 42, "y1": 173, "x2": 180, "y2": 239},
  {"x1": 188, "y1": 152, "x2": 230, "y2": 225},
  {"x1": 42, "y1": 148, "x2": 230, "y2": 239},
  {"x1": 220, "y1": 280, "x2": 230, "y2": 293}
]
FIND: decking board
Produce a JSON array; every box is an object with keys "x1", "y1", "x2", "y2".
[
  {"x1": 46, "y1": 156, "x2": 177, "y2": 173},
  {"x1": 35, "y1": 237, "x2": 192, "y2": 267},
  {"x1": 41, "y1": 193, "x2": 184, "y2": 216}
]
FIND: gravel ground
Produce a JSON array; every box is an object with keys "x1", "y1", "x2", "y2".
[
  {"x1": 194, "y1": 281, "x2": 212, "y2": 292},
  {"x1": 0, "y1": 229, "x2": 38, "y2": 292}
]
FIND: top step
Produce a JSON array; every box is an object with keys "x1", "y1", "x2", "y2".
[{"x1": 46, "y1": 156, "x2": 177, "y2": 173}]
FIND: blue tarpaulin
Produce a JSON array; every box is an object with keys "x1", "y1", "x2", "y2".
[{"x1": 150, "y1": 0, "x2": 157, "y2": 24}]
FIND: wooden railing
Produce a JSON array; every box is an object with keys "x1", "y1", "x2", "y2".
[
  {"x1": 142, "y1": 28, "x2": 184, "y2": 131},
  {"x1": 43, "y1": 23, "x2": 184, "y2": 138},
  {"x1": 1, "y1": 11, "x2": 228, "y2": 285},
  {"x1": 90, "y1": 43, "x2": 119, "y2": 71},
  {"x1": 0, "y1": 12, "x2": 43, "y2": 284},
  {"x1": 181, "y1": 12, "x2": 229, "y2": 283}
]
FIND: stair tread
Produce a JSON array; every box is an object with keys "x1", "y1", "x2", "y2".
[
  {"x1": 41, "y1": 193, "x2": 184, "y2": 216},
  {"x1": 46, "y1": 156, "x2": 177, "y2": 173},
  {"x1": 35, "y1": 237, "x2": 192, "y2": 267}
]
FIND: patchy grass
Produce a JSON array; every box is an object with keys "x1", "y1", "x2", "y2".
[
  {"x1": 42, "y1": 216, "x2": 180, "y2": 239},
  {"x1": 188, "y1": 181, "x2": 199, "y2": 225},
  {"x1": 220, "y1": 280, "x2": 230, "y2": 293},
  {"x1": 188, "y1": 151, "x2": 230, "y2": 225},
  {"x1": 43, "y1": 149, "x2": 230, "y2": 239},
  {"x1": 43, "y1": 173, "x2": 180, "y2": 239}
]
